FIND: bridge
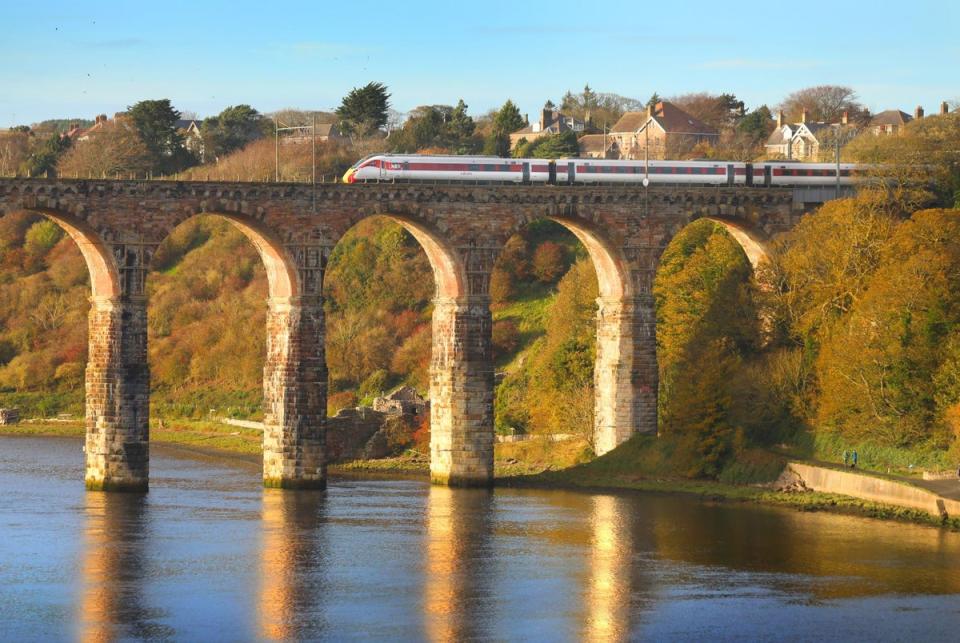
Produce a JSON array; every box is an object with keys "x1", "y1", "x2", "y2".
[{"x1": 0, "y1": 178, "x2": 844, "y2": 491}]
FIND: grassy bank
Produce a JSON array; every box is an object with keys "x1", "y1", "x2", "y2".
[{"x1": 4, "y1": 422, "x2": 957, "y2": 530}]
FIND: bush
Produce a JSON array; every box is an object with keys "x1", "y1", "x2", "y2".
[{"x1": 492, "y1": 320, "x2": 520, "y2": 355}]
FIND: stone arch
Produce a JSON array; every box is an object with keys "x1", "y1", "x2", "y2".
[
  {"x1": 324, "y1": 212, "x2": 479, "y2": 486},
  {"x1": 152, "y1": 211, "x2": 299, "y2": 299},
  {"x1": 27, "y1": 208, "x2": 121, "y2": 299},
  {"x1": 14, "y1": 208, "x2": 147, "y2": 490},
  {"x1": 150, "y1": 211, "x2": 323, "y2": 489},
  {"x1": 704, "y1": 217, "x2": 771, "y2": 270},
  {"x1": 497, "y1": 214, "x2": 643, "y2": 457}
]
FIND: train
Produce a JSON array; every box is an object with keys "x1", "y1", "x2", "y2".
[{"x1": 341, "y1": 154, "x2": 861, "y2": 187}]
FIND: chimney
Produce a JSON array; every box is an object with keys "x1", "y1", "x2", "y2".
[
  {"x1": 942, "y1": 101, "x2": 950, "y2": 116},
  {"x1": 524, "y1": 113, "x2": 529, "y2": 126},
  {"x1": 646, "y1": 104, "x2": 653, "y2": 118},
  {"x1": 776, "y1": 110, "x2": 784, "y2": 128},
  {"x1": 841, "y1": 111, "x2": 849, "y2": 126},
  {"x1": 915, "y1": 105, "x2": 924, "y2": 119},
  {"x1": 801, "y1": 108, "x2": 808, "y2": 124},
  {"x1": 541, "y1": 107, "x2": 553, "y2": 129}
]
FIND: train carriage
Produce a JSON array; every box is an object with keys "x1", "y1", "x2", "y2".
[{"x1": 343, "y1": 154, "x2": 863, "y2": 188}]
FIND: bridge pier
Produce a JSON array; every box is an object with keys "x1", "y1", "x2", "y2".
[
  {"x1": 84, "y1": 296, "x2": 150, "y2": 491},
  {"x1": 429, "y1": 296, "x2": 494, "y2": 487},
  {"x1": 593, "y1": 295, "x2": 658, "y2": 456},
  {"x1": 262, "y1": 297, "x2": 327, "y2": 489}
]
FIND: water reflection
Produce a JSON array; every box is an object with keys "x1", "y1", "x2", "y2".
[
  {"x1": 651, "y1": 498, "x2": 960, "y2": 598},
  {"x1": 77, "y1": 492, "x2": 171, "y2": 641},
  {"x1": 258, "y1": 490, "x2": 328, "y2": 640},
  {"x1": 583, "y1": 494, "x2": 634, "y2": 641},
  {"x1": 423, "y1": 486, "x2": 495, "y2": 642}
]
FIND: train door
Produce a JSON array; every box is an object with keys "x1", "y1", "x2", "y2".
[
  {"x1": 548, "y1": 161, "x2": 557, "y2": 185},
  {"x1": 727, "y1": 164, "x2": 735, "y2": 187},
  {"x1": 522, "y1": 162, "x2": 530, "y2": 184},
  {"x1": 568, "y1": 162, "x2": 575, "y2": 185},
  {"x1": 763, "y1": 164, "x2": 772, "y2": 187},
  {"x1": 745, "y1": 163, "x2": 754, "y2": 187}
]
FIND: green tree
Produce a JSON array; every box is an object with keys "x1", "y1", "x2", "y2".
[
  {"x1": 127, "y1": 99, "x2": 192, "y2": 173},
  {"x1": 201, "y1": 105, "x2": 268, "y2": 160},
  {"x1": 483, "y1": 99, "x2": 525, "y2": 157},
  {"x1": 448, "y1": 99, "x2": 476, "y2": 151},
  {"x1": 515, "y1": 131, "x2": 579, "y2": 159},
  {"x1": 336, "y1": 82, "x2": 391, "y2": 138},
  {"x1": 22, "y1": 133, "x2": 70, "y2": 177},
  {"x1": 647, "y1": 92, "x2": 661, "y2": 108}
]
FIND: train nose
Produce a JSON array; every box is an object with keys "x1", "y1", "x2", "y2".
[{"x1": 342, "y1": 169, "x2": 356, "y2": 184}]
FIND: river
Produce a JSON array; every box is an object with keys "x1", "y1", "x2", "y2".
[{"x1": 1, "y1": 435, "x2": 958, "y2": 641}]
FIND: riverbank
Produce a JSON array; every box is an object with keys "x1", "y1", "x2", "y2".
[{"x1": 5, "y1": 422, "x2": 958, "y2": 530}]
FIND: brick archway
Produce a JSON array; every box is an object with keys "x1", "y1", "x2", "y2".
[
  {"x1": 326, "y1": 213, "x2": 491, "y2": 486},
  {"x1": 153, "y1": 212, "x2": 325, "y2": 489}
]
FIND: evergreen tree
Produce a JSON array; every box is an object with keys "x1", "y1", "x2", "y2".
[
  {"x1": 127, "y1": 99, "x2": 189, "y2": 172},
  {"x1": 201, "y1": 105, "x2": 267, "y2": 160},
  {"x1": 336, "y1": 82, "x2": 391, "y2": 138},
  {"x1": 484, "y1": 99, "x2": 525, "y2": 157},
  {"x1": 647, "y1": 92, "x2": 661, "y2": 109},
  {"x1": 582, "y1": 84, "x2": 597, "y2": 109},
  {"x1": 448, "y1": 99, "x2": 475, "y2": 140}
]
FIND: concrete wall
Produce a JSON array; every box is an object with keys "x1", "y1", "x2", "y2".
[{"x1": 789, "y1": 462, "x2": 960, "y2": 518}]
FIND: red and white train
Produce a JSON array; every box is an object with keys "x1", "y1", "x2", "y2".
[{"x1": 342, "y1": 154, "x2": 860, "y2": 187}]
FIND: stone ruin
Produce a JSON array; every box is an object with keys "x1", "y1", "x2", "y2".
[{"x1": 372, "y1": 386, "x2": 429, "y2": 416}]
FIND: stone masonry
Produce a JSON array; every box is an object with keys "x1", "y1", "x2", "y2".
[{"x1": 0, "y1": 178, "x2": 806, "y2": 490}]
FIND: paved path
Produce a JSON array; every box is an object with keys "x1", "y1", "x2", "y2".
[{"x1": 806, "y1": 457, "x2": 960, "y2": 501}]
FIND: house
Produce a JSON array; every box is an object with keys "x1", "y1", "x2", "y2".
[
  {"x1": 509, "y1": 106, "x2": 586, "y2": 150},
  {"x1": 607, "y1": 101, "x2": 718, "y2": 160},
  {"x1": 868, "y1": 109, "x2": 915, "y2": 135},
  {"x1": 577, "y1": 133, "x2": 620, "y2": 159},
  {"x1": 281, "y1": 123, "x2": 345, "y2": 145},
  {"x1": 175, "y1": 118, "x2": 205, "y2": 161},
  {"x1": 765, "y1": 109, "x2": 856, "y2": 161}
]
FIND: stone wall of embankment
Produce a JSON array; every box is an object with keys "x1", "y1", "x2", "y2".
[{"x1": 788, "y1": 462, "x2": 960, "y2": 518}]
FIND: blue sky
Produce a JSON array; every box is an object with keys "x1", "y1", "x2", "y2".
[{"x1": 2, "y1": 0, "x2": 956, "y2": 127}]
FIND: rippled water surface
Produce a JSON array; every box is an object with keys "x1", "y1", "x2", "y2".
[{"x1": 1, "y1": 435, "x2": 959, "y2": 641}]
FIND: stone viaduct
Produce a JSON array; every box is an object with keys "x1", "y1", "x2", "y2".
[{"x1": 0, "y1": 178, "x2": 829, "y2": 491}]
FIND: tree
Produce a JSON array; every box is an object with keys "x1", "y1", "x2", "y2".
[
  {"x1": 737, "y1": 105, "x2": 774, "y2": 142},
  {"x1": 514, "y1": 130, "x2": 579, "y2": 159},
  {"x1": 336, "y1": 82, "x2": 391, "y2": 138},
  {"x1": 483, "y1": 99, "x2": 525, "y2": 157},
  {"x1": 581, "y1": 84, "x2": 598, "y2": 111},
  {"x1": 670, "y1": 92, "x2": 745, "y2": 130},
  {"x1": 127, "y1": 99, "x2": 192, "y2": 173},
  {"x1": 448, "y1": 99, "x2": 476, "y2": 146},
  {"x1": 57, "y1": 121, "x2": 151, "y2": 178},
  {"x1": 201, "y1": 105, "x2": 268, "y2": 160},
  {"x1": 22, "y1": 133, "x2": 70, "y2": 177},
  {"x1": 647, "y1": 92, "x2": 661, "y2": 108},
  {"x1": 778, "y1": 85, "x2": 868, "y2": 123},
  {"x1": 0, "y1": 130, "x2": 31, "y2": 175}
]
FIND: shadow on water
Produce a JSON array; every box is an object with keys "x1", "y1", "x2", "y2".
[
  {"x1": 77, "y1": 492, "x2": 174, "y2": 640},
  {"x1": 258, "y1": 489, "x2": 329, "y2": 640}
]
